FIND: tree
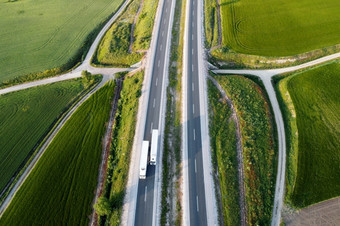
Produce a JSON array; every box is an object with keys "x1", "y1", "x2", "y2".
[{"x1": 94, "y1": 197, "x2": 112, "y2": 216}]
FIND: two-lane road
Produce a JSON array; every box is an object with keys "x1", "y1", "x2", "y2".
[
  {"x1": 182, "y1": 0, "x2": 218, "y2": 224},
  {"x1": 134, "y1": 0, "x2": 174, "y2": 225}
]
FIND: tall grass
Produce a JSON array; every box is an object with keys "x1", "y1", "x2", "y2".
[
  {"x1": 133, "y1": 0, "x2": 159, "y2": 51},
  {"x1": 94, "y1": 0, "x2": 159, "y2": 67},
  {"x1": 204, "y1": 0, "x2": 219, "y2": 47},
  {"x1": 0, "y1": 81, "x2": 115, "y2": 225},
  {"x1": 215, "y1": 75, "x2": 276, "y2": 225},
  {"x1": 208, "y1": 80, "x2": 241, "y2": 225},
  {"x1": 98, "y1": 71, "x2": 144, "y2": 225}
]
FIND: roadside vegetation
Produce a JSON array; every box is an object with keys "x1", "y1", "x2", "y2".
[
  {"x1": 205, "y1": 0, "x2": 340, "y2": 68},
  {"x1": 208, "y1": 80, "x2": 240, "y2": 225},
  {"x1": 0, "y1": 81, "x2": 116, "y2": 225},
  {"x1": 204, "y1": 0, "x2": 219, "y2": 48},
  {"x1": 215, "y1": 75, "x2": 276, "y2": 225},
  {"x1": 0, "y1": 0, "x2": 124, "y2": 84},
  {"x1": 96, "y1": 71, "x2": 144, "y2": 225},
  {"x1": 133, "y1": 0, "x2": 159, "y2": 50},
  {"x1": 160, "y1": 0, "x2": 185, "y2": 224},
  {"x1": 0, "y1": 76, "x2": 99, "y2": 197},
  {"x1": 275, "y1": 61, "x2": 340, "y2": 208},
  {"x1": 94, "y1": 0, "x2": 159, "y2": 67}
]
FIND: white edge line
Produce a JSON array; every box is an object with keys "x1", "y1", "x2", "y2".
[
  {"x1": 153, "y1": 0, "x2": 176, "y2": 224},
  {"x1": 182, "y1": 0, "x2": 191, "y2": 224},
  {"x1": 197, "y1": 0, "x2": 218, "y2": 223},
  {"x1": 123, "y1": 0, "x2": 165, "y2": 222}
]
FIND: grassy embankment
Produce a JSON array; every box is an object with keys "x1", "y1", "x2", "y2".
[
  {"x1": 0, "y1": 0, "x2": 123, "y2": 85},
  {"x1": 209, "y1": 0, "x2": 340, "y2": 67},
  {"x1": 204, "y1": 0, "x2": 219, "y2": 48},
  {"x1": 208, "y1": 80, "x2": 240, "y2": 225},
  {"x1": 215, "y1": 75, "x2": 276, "y2": 225},
  {"x1": 0, "y1": 76, "x2": 99, "y2": 196},
  {"x1": 96, "y1": 71, "x2": 144, "y2": 225},
  {"x1": 276, "y1": 62, "x2": 340, "y2": 208},
  {"x1": 0, "y1": 81, "x2": 116, "y2": 225},
  {"x1": 160, "y1": 0, "x2": 185, "y2": 224},
  {"x1": 94, "y1": 0, "x2": 158, "y2": 67}
]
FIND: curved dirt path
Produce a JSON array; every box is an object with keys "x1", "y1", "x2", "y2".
[{"x1": 212, "y1": 52, "x2": 340, "y2": 226}]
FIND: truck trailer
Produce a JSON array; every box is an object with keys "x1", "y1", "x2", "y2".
[
  {"x1": 139, "y1": 141, "x2": 149, "y2": 179},
  {"x1": 150, "y1": 129, "x2": 159, "y2": 165}
]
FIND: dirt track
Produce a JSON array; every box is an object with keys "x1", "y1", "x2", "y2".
[{"x1": 283, "y1": 197, "x2": 340, "y2": 226}]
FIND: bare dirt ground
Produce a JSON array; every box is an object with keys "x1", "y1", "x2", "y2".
[
  {"x1": 283, "y1": 197, "x2": 340, "y2": 226},
  {"x1": 208, "y1": 75, "x2": 247, "y2": 226}
]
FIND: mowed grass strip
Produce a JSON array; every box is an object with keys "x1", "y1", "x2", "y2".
[
  {"x1": 0, "y1": 0, "x2": 123, "y2": 83},
  {"x1": 0, "y1": 77, "x2": 97, "y2": 193},
  {"x1": 0, "y1": 81, "x2": 115, "y2": 225},
  {"x1": 219, "y1": 0, "x2": 340, "y2": 56},
  {"x1": 216, "y1": 75, "x2": 276, "y2": 225},
  {"x1": 284, "y1": 62, "x2": 340, "y2": 208},
  {"x1": 208, "y1": 80, "x2": 241, "y2": 225}
]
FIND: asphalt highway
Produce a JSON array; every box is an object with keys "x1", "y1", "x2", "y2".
[
  {"x1": 185, "y1": 0, "x2": 208, "y2": 224},
  {"x1": 134, "y1": 0, "x2": 173, "y2": 224}
]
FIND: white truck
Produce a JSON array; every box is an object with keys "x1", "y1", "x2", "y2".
[
  {"x1": 150, "y1": 129, "x2": 159, "y2": 165},
  {"x1": 139, "y1": 141, "x2": 149, "y2": 179}
]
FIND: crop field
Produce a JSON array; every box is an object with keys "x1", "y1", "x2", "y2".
[
  {"x1": 218, "y1": 0, "x2": 340, "y2": 56},
  {"x1": 0, "y1": 82, "x2": 115, "y2": 225},
  {"x1": 0, "y1": 77, "x2": 97, "y2": 194},
  {"x1": 0, "y1": 0, "x2": 123, "y2": 83},
  {"x1": 282, "y1": 62, "x2": 340, "y2": 208},
  {"x1": 94, "y1": 0, "x2": 158, "y2": 67},
  {"x1": 215, "y1": 75, "x2": 276, "y2": 225},
  {"x1": 208, "y1": 80, "x2": 240, "y2": 225},
  {"x1": 98, "y1": 72, "x2": 144, "y2": 225}
]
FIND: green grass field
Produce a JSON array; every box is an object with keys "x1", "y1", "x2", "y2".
[
  {"x1": 208, "y1": 80, "x2": 240, "y2": 226},
  {"x1": 216, "y1": 75, "x2": 276, "y2": 225},
  {"x1": 218, "y1": 0, "x2": 340, "y2": 56},
  {"x1": 0, "y1": 77, "x2": 97, "y2": 194},
  {"x1": 282, "y1": 62, "x2": 340, "y2": 208},
  {"x1": 0, "y1": 81, "x2": 115, "y2": 225},
  {"x1": 0, "y1": 0, "x2": 123, "y2": 83},
  {"x1": 97, "y1": 72, "x2": 143, "y2": 225}
]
